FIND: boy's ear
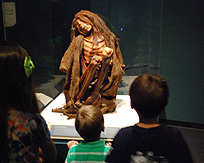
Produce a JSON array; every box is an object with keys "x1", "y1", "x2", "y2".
[
  {"x1": 102, "y1": 126, "x2": 105, "y2": 132},
  {"x1": 165, "y1": 100, "x2": 169, "y2": 106},
  {"x1": 130, "y1": 100, "x2": 133, "y2": 108}
]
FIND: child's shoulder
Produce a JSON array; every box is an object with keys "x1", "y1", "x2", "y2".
[
  {"x1": 115, "y1": 125, "x2": 135, "y2": 139},
  {"x1": 69, "y1": 143, "x2": 79, "y2": 152}
]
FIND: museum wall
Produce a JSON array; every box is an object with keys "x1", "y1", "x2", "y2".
[
  {"x1": 1, "y1": 0, "x2": 203, "y2": 125},
  {"x1": 161, "y1": 1, "x2": 204, "y2": 124},
  {"x1": 91, "y1": 0, "x2": 204, "y2": 124}
]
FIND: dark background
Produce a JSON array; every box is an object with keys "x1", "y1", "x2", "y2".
[
  {"x1": 1, "y1": 1, "x2": 204, "y2": 162},
  {"x1": 1, "y1": 0, "x2": 203, "y2": 125}
]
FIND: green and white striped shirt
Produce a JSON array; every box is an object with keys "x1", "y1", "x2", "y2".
[{"x1": 65, "y1": 140, "x2": 110, "y2": 163}]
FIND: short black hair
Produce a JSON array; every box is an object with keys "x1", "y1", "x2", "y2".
[{"x1": 129, "y1": 74, "x2": 169, "y2": 118}]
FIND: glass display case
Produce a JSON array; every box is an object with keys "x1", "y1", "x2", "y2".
[
  {"x1": 1, "y1": 0, "x2": 163, "y2": 140},
  {"x1": 1, "y1": 0, "x2": 204, "y2": 125},
  {"x1": 1, "y1": 0, "x2": 162, "y2": 99},
  {"x1": 1, "y1": 1, "x2": 204, "y2": 162}
]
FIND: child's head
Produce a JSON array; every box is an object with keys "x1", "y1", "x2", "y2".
[
  {"x1": 75, "y1": 105, "x2": 104, "y2": 142},
  {"x1": 129, "y1": 74, "x2": 169, "y2": 119},
  {"x1": 0, "y1": 42, "x2": 39, "y2": 113},
  {"x1": 0, "y1": 42, "x2": 39, "y2": 161}
]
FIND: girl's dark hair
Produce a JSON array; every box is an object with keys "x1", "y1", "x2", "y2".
[
  {"x1": 129, "y1": 74, "x2": 169, "y2": 118},
  {"x1": 0, "y1": 42, "x2": 40, "y2": 162},
  {"x1": 75, "y1": 105, "x2": 104, "y2": 141}
]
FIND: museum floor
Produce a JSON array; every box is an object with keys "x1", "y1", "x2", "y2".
[{"x1": 35, "y1": 74, "x2": 204, "y2": 163}]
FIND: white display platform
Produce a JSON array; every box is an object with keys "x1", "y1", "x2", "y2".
[{"x1": 41, "y1": 93, "x2": 139, "y2": 140}]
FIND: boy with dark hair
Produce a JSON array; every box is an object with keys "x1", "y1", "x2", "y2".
[
  {"x1": 106, "y1": 74, "x2": 194, "y2": 163},
  {"x1": 65, "y1": 105, "x2": 110, "y2": 163}
]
